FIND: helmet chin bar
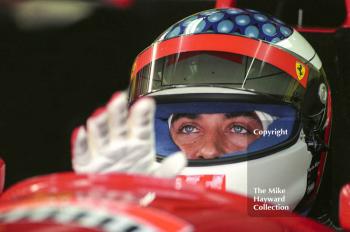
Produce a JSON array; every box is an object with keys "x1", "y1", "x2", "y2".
[{"x1": 177, "y1": 135, "x2": 312, "y2": 211}]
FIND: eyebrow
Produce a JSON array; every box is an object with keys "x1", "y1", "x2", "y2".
[
  {"x1": 224, "y1": 112, "x2": 260, "y2": 121},
  {"x1": 171, "y1": 113, "x2": 199, "y2": 123},
  {"x1": 171, "y1": 112, "x2": 260, "y2": 123}
]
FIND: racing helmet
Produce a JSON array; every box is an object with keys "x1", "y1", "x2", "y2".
[{"x1": 128, "y1": 8, "x2": 332, "y2": 213}]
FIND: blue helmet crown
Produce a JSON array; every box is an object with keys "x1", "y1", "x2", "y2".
[{"x1": 158, "y1": 8, "x2": 293, "y2": 44}]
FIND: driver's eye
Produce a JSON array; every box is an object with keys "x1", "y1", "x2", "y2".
[
  {"x1": 180, "y1": 125, "x2": 199, "y2": 134},
  {"x1": 230, "y1": 125, "x2": 249, "y2": 134}
]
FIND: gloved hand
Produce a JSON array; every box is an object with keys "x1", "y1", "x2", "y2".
[{"x1": 71, "y1": 92, "x2": 187, "y2": 178}]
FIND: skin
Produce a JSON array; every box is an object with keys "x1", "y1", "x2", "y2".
[{"x1": 170, "y1": 113, "x2": 263, "y2": 159}]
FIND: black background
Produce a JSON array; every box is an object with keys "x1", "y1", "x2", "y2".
[{"x1": 0, "y1": 0, "x2": 349, "y2": 223}]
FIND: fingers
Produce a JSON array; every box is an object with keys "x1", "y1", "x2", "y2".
[
  {"x1": 128, "y1": 97, "x2": 156, "y2": 141},
  {"x1": 106, "y1": 92, "x2": 128, "y2": 141},
  {"x1": 87, "y1": 107, "x2": 109, "y2": 156},
  {"x1": 71, "y1": 90, "x2": 159, "y2": 176},
  {"x1": 153, "y1": 152, "x2": 187, "y2": 178},
  {"x1": 71, "y1": 126, "x2": 91, "y2": 172}
]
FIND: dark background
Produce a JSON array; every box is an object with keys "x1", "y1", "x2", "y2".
[{"x1": 0, "y1": 0, "x2": 349, "y2": 223}]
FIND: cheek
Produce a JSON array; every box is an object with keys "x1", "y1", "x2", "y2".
[
  {"x1": 172, "y1": 136, "x2": 205, "y2": 158},
  {"x1": 223, "y1": 134, "x2": 258, "y2": 150},
  {"x1": 179, "y1": 144, "x2": 199, "y2": 158}
]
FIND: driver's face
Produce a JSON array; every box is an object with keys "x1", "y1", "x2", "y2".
[{"x1": 170, "y1": 113, "x2": 263, "y2": 159}]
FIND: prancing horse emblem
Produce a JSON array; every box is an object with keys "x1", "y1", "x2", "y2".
[{"x1": 296, "y1": 62, "x2": 306, "y2": 81}]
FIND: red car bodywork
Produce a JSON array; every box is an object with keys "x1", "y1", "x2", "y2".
[{"x1": 0, "y1": 173, "x2": 332, "y2": 231}]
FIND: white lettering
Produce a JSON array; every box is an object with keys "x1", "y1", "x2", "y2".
[
  {"x1": 253, "y1": 203, "x2": 290, "y2": 211},
  {"x1": 253, "y1": 128, "x2": 288, "y2": 137}
]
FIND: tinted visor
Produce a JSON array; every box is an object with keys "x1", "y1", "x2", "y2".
[{"x1": 130, "y1": 34, "x2": 309, "y2": 105}]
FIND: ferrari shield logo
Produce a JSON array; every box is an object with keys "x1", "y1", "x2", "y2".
[{"x1": 296, "y1": 62, "x2": 306, "y2": 81}]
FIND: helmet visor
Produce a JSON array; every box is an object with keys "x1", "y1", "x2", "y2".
[{"x1": 130, "y1": 34, "x2": 309, "y2": 105}]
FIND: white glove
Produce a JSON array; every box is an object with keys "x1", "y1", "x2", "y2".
[{"x1": 71, "y1": 92, "x2": 187, "y2": 178}]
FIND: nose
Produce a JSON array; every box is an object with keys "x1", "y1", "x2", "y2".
[{"x1": 196, "y1": 142, "x2": 223, "y2": 159}]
